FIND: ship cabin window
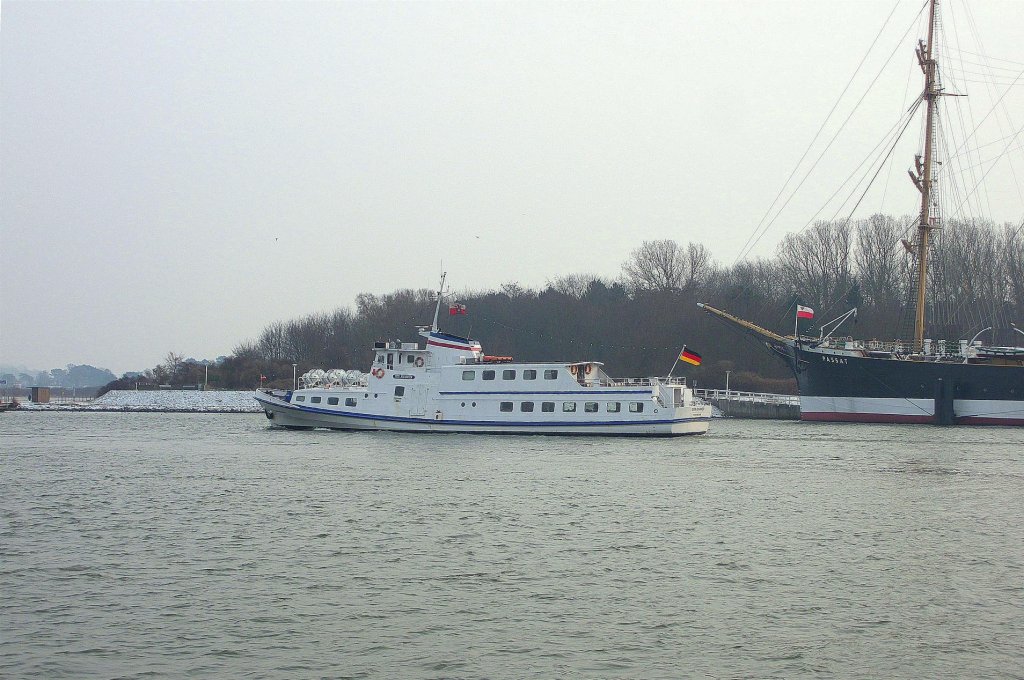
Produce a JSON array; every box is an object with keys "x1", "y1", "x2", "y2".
[
  {"x1": 406, "y1": 355, "x2": 414, "y2": 363},
  {"x1": 629, "y1": 402, "x2": 645, "y2": 413},
  {"x1": 544, "y1": 370, "x2": 558, "y2": 380},
  {"x1": 521, "y1": 402, "x2": 534, "y2": 412},
  {"x1": 503, "y1": 369, "x2": 516, "y2": 380},
  {"x1": 296, "y1": 396, "x2": 305, "y2": 402},
  {"x1": 607, "y1": 402, "x2": 621, "y2": 413},
  {"x1": 524, "y1": 369, "x2": 537, "y2": 380},
  {"x1": 562, "y1": 402, "x2": 576, "y2": 413},
  {"x1": 542, "y1": 402, "x2": 555, "y2": 412},
  {"x1": 328, "y1": 397, "x2": 339, "y2": 405},
  {"x1": 376, "y1": 354, "x2": 384, "y2": 364},
  {"x1": 462, "y1": 370, "x2": 475, "y2": 381},
  {"x1": 345, "y1": 398, "x2": 357, "y2": 406},
  {"x1": 584, "y1": 402, "x2": 598, "y2": 413},
  {"x1": 500, "y1": 402, "x2": 513, "y2": 412},
  {"x1": 311, "y1": 396, "x2": 322, "y2": 404},
  {"x1": 387, "y1": 353, "x2": 394, "y2": 370},
  {"x1": 394, "y1": 386, "x2": 405, "y2": 397},
  {"x1": 483, "y1": 370, "x2": 496, "y2": 381}
]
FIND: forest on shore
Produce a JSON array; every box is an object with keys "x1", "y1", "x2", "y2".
[{"x1": 101, "y1": 215, "x2": 1023, "y2": 395}]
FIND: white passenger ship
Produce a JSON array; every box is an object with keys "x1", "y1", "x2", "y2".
[{"x1": 255, "y1": 281, "x2": 712, "y2": 436}]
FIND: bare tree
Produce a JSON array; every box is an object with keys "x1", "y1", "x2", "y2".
[
  {"x1": 853, "y1": 214, "x2": 911, "y2": 308},
  {"x1": 683, "y1": 242, "x2": 714, "y2": 290},
  {"x1": 1001, "y1": 222, "x2": 1024, "y2": 314},
  {"x1": 622, "y1": 240, "x2": 687, "y2": 292},
  {"x1": 500, "y1": 281, "x2": 530, "y2": 299},
  {"x1": 163, "y1": 351, "x2": 185, "y2": 378},
  {"x1": 546, "y1": 274, "x2": 603, "y2": 300},
  {"x1": 776, "y1": 220, "x2": 853, "y2": 310},
  {"x1": 257, "y1": 321, "x2": 288, "y2": 360}
]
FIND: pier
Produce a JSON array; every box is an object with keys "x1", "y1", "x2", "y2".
[{"x1": 695, "y1": 389, "x2": 800, "y2": 420}]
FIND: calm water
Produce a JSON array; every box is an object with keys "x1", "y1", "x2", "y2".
[{"x1": 1, "y1": 413, "x2": 1022, "y2": 679}]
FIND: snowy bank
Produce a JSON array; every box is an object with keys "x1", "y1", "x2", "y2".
[{"x1": 19, "y1": 390, "x2": 261, "y2": 412}]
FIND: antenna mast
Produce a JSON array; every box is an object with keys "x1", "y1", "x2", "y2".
[
  {"x1": 912, "y1": 0, "x2": 940, "y2": 349},
  {"x1": 431, "y1": 271, "x2": 447, "y2": 332}
]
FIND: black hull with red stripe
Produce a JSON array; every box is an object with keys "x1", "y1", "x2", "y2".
[{"x1": 792, "y1": 345, "x2": 1024, "y2": 426}]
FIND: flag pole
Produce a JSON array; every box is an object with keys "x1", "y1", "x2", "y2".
[{"x1": 666, "y1": 346, "x2": 684, "y2": 380}]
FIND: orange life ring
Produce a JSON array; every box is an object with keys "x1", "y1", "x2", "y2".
[
  {"x1": 374, "y1": 368, "x2": 384, "y2": 379},
  {"x1": 569, "y1": 365, "x2": 578, "y2": 376},
  {"x1": 415, "y1": 357, "x2": 424, "y2": 367},
  {"x1": 585, "y1": 364, "x2": 593, "y2": 375}
]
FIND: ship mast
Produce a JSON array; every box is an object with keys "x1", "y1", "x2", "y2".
[
  {"x1": 431, "y1": 271, "x2": 447, "y2": 332},
  {"x1": 912, "y1": 0, "x2": 940, "y2": 349}
]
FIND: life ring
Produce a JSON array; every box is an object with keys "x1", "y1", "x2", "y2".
[
  {"x1": 373, "y1": 368, "x2": 385, "y2": 379},
  {"x1": 585, "y1": 364, "x2": 593, "y2": 375},
  {"x1": 569, "y1": 365, "x2": 578, "y2": 376},
  {"x1": 415, "y1": 357, "x2": 424, "y2": 367}
]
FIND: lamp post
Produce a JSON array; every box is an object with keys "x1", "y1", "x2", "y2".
[
  {"x1": 725, "y1": 370, "x2": 731, "y2": 396},
  {"x1": 204, "y1": 364, "x2": 209, "y2": 391},
  {"x1": 292, "y1": 363, "x2": 298, "y2": 391}
]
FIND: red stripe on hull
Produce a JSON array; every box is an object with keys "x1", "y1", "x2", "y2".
[
  {"x1": 802, "y1": 411, "x2": 1024, "y2": 426},
  {"x1": 956, "y1": 416, "x2": 1024, "y2": 426}
]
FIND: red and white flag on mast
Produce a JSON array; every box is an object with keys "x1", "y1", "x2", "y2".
[{"x1": 796, "y1": 305, "x2": 814, "y2": 320}]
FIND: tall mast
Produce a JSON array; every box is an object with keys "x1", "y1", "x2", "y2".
[{"x1": 913, "y1": 0, "x2": 940, "y2": 348}]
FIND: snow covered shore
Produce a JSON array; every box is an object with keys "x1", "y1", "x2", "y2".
[{"x1": 18, "y1": 390, "x2": 261, "y2": 412}]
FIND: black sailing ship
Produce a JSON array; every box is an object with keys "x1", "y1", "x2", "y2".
[{"x1": 701, "y1": 0, "x2": 1023, "y2": 426}]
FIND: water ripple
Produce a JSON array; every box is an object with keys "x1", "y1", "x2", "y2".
[{"x1": 1, "y1": 413, "x2": 1022, "y2": 678}]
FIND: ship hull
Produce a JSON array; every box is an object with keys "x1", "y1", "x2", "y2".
[
  {"x1": 255, "y1": 391, "x2": 712, "y2": 436},
  {"x1": 794, "y1": 346, "x2": 1024, "y2": 425}
]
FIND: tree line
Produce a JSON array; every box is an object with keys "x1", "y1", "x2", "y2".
[
  {"x1": 2, "y1": 364, "x2": 116, "y2": 392},
  {"x1": 104, "y1": 215, "x2": 1022, "y2": 395}
]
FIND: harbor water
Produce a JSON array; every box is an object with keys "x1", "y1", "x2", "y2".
[{"x1": 2, "y1": 412, "x2": 1022, "y2": 678}]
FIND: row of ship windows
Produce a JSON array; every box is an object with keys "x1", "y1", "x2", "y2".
[
  {"x1": 463, "y1": 369, "x2": 558, "y2": 381},
  {"x1": 376, "y1": 354, "x2": 418, "y2": 365},
  {"x1": 497, "y1": 401, "x2": 644, "y2": 413},
  {"x1": 295, "y1": 395, "x2": 358, "y2": 406},
  {"x1": 294, "y1": 393, "x2": 645, "y2": 413}
]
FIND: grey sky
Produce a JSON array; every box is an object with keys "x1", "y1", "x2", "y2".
[{"x1": 2, "y1": 0, "x2": 1021, "y2": 374}]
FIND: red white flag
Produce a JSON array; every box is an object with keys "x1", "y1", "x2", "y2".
[{"x1": 796, "y1": 305, "x2": 814, "y2": 320}]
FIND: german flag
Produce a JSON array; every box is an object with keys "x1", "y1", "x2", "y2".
[{"x1": 679, "y1": 347, "x2": 702, "y2": 366}]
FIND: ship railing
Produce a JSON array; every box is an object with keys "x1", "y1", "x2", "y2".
[
  {"x1": 598, "y1": 377, "x2": 687, "y2": 388},
  {"x1": 695, "y1": 389, "x2": 800, "y2": 406},
  {"x1": 35, "y1": 395, "x2": 95, "y2": 405},
  {"x1": 815, "y1": 337, "x2": 977, "y2": 357}
]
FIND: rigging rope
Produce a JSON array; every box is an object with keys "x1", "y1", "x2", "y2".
[
  {"x1": 732, "y1": 0, "x2": 929, "y2": 265},
  {"x1": 730, "y1": 0, "x2": 912, "y2": 267}
]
